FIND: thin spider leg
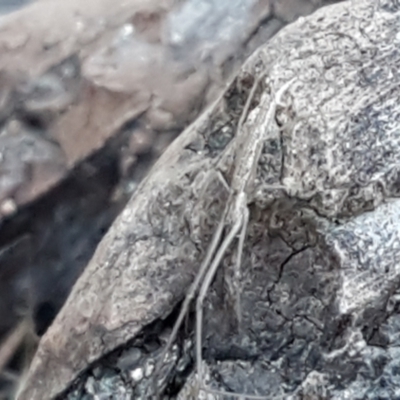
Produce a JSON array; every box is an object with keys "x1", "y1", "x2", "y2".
[
  {"x1": 153, "y1": 201, "x2": 229, "y2": 391},
  {"x1": 196, "y1": 213, "x2": 244, "y2": 389},
  {"x1": 234, "y1": 204, "x2": 249, "y2": 333},
  {"x1": 235, "y1": 72, "x2": 268, "y2": 138},
  {"x1": 195, "y1": 210, "x2": 271, "y2": 400}
]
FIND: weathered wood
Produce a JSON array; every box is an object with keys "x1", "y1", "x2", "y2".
[{"x1": 19, "y1": 0, "x2": 400, "y2": 398}]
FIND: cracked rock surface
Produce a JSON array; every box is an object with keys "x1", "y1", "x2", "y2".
[{"x1": 16, "y1": 0, "x2": 400, "y2": 399}]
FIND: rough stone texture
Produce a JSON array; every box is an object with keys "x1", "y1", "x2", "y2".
[{"x1": 18, "y1": 0, "x2": 400, "y2": 399}]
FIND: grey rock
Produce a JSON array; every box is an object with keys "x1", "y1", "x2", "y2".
[
  {"x1": 19, "y1": 0, "x2": 400, "y2": 399},
  {"x1": 0, "y1": 0, "x2": 333, "y2": 361}
]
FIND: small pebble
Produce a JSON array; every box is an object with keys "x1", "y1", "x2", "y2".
[
  {"x1": 117, "y1": 347, "x2": 143, "y2": 370},
  {"x1": 130, "y1": 367, "x2": 144, "y2": 382},
  {"x1": 6, "y1": 119, "x2": 22, "y2": 135},
  {"x1": 85, "y1": 376, "x2": 97, "y2": 395},
  {"x1": 1, "y1": 198, "x2": 17, "y2": 216},
  {"x1": 144, "y1": 361, "x2": 155, "y2": 378},
  {"x1": 129, "y1": 128, "x2": 154, "y2": 155}
]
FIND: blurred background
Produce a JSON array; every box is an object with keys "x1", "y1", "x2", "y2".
[{"x1": 0, "y1": 0, "x2": 31, "y2": 14}]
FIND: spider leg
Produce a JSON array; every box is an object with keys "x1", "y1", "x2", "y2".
[
  {"x1": 195, "y1": 213, "x2": 243, "y2": 390},
  {"x1": 234, "y1": 203, "x2": 249, "y2": 333},
  {"x1": 153, "y1": 199, "x2": 229, "y2": 394},
  {"x1": 195, "y1": 204, "x2": 271, "y2": 399}
]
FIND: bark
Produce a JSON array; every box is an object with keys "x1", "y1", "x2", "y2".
[{"x1": 19, "y1": 0, "x2": 400, "y2": 399}]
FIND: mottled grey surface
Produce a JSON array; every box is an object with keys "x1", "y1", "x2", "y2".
[{"x1": 18, "y1": 0, "x2": 400, "y2": 399}]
